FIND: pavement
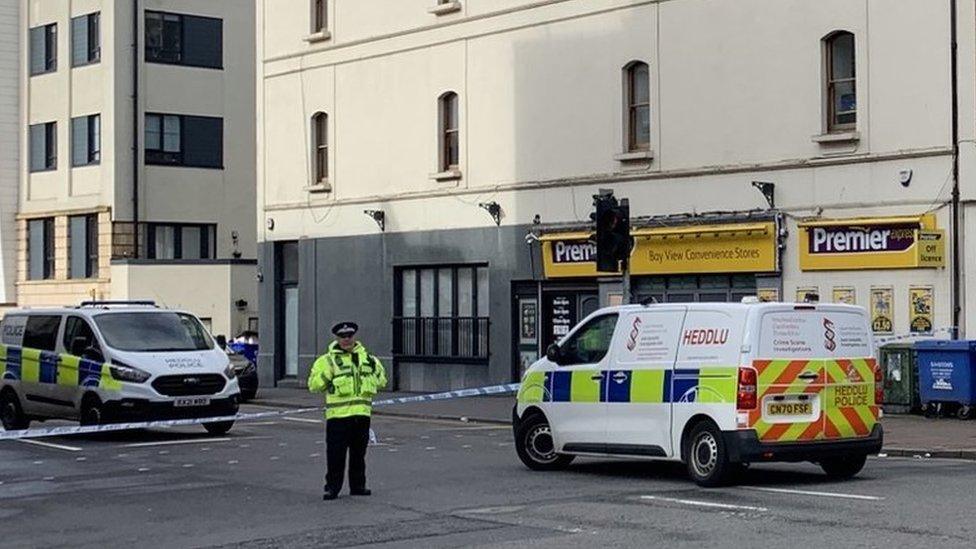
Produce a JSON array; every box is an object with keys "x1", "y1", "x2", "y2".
[
  {"x1": 252, "y1": 386, "x2": 976, "y2": 460},
  {"x1": 2, "y1": 405, "x2": 975, "y2": 548}
]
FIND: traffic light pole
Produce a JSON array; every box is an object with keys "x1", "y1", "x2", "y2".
[{"x1": 621, "y1": 257, "x2": 631, "y2": 305}]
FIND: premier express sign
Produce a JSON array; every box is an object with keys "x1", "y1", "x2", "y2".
[{"x1": 799, "y1": 216, "x2": 945, "y2": 271}]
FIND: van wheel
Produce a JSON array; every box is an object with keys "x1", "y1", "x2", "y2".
[
  {"x1": 0, "y1": 390, "x2": 30, "y2": 430},
  {"x1": 203, "y1": 421, "x2": 234, "y2": 436},
  {"x1": 80, "y1": 396, "x2": 106, "y2": 426},
  {"x1": 515, "y1": 414, "x2": 574, "y2": 471},
  {"x1": 820, "y1": 454, "x2": 867, "y2": 479},
  {"x1": 685, "y1": 421, "x2": 732, "y2": 487}
]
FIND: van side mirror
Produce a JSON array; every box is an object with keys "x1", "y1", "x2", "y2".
[
  {"x1": 545, "y1": 343, "x2": 562, "y2": 364},
  {"x1": 215, "y1": 335, "x2": 227, "y2": 350}
]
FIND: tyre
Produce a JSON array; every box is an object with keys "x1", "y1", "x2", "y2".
[
  {"x1": 956, "y1": 405, "x2": 972, "y2": 420},
  {"x1": 0, "y1": 389, "x2": 30, "y2": 431},
  {"x1": 80, "y1": 395, "x2": 107, "y2": 426},
  {"x1": 685, "y1": 420, "x2": 733, "y2": 487},
  {"x1": 203, "y1": 421, "x2": 234, "y2": 436},
  {"x1": 514, "y1": 413, "x2": 574, "y2": 471},
  {"x1": 820, "y1": 454, "x2": 868, "y2": 479}
]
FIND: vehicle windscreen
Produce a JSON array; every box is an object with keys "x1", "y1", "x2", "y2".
[{"x1": 94, "y1": 312, "x2": 213, "y2": 352}]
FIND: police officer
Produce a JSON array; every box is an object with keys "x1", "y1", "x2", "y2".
[{"x1": 308, "y1": 321, "x2": 387, "y2": 500}]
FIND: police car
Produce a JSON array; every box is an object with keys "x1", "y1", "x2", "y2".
[
  {"x1": 0, "y1": 301, "x2": 241, "y2": 435},
  {"x1": 513, "y1": 300, "x2": 883, "y2": 486}
]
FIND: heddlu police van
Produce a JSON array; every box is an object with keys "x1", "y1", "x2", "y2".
[
  {"x1": 0, "y1": 301, "x2": 241, "y2": 435},
  {"x1": 514, "y1": 301, "x2": 883, "y2": 486}
]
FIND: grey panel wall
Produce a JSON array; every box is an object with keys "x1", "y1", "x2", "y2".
[{"x1": 258, "y1": 224, "x2": 540, "y2": 391}]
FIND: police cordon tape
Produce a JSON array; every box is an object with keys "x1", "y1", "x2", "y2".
[
  {"x1": 0, "y1": 383, "x2": 522, "y2": 441},
  {"x1": 874, "y1": 327, "x2": 956, "y2": 347}
]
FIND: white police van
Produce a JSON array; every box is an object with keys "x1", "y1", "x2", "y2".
[
  {"x1": 513, "y1": 300, "x2": 883, "y2": 486},
  {"x1": 0, "y1": 301, "x2": 241, "y2": 434}
]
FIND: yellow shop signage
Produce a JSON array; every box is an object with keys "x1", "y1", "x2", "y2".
[
  {"x1": 799, "y1": 215, "x2": 945, "y2": 271},
  {"x1": 541, "y1": 222, "x2": 778, "y2": 278}
]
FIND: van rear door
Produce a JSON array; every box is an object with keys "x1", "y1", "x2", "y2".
[{"x1": 750, "y1": 306, "x2": 876, "y2": 443}]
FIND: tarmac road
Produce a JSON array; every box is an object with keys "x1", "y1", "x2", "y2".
[{"x1": 1, "y1": 405, "x2": 974, "y2": 548}]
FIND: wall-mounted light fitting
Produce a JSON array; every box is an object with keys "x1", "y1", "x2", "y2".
[
  {"x1": 751, "y1": 181, "x2": 776, "y2": 209},
  {"x1": 364, "y1": 209, "x2": 385, "y2": 232},
  {"x1": 479, "y1": 201, "x2": 502, "y2": 226},
  {"x1": 234, "y1": 299, "x2": 248, "y2": 310}
]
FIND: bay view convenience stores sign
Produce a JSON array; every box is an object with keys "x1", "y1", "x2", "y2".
[
  {"x1": 798, "y1": 216, "x2": 945, "y2": 271},
  {"x1": 541, "y1": 222, "x2": 778, "y2": 278}
]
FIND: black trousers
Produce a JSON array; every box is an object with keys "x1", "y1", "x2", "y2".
[{"x1": 325, "y1": 415, "x2": 371, "y2": 493}]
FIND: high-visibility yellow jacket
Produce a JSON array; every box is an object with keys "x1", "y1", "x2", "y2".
[{"x1": 308, "y1": 341, "x2": 387, "y2": 420}]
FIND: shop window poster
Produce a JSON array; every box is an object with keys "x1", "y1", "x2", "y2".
[
  {"x1": 832, "y1": 287, "x2": 856, "y2": 306},
  {"x1": 870, "y1": 287, "x2": 894, "y2": 334},
  {"x1": 909, "y1": 286, "x2": 934, "y2": 334},
  {"x1": 795, "y1": 286, "x2": 819, "y2": 303}
]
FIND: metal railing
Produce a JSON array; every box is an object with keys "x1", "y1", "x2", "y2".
[{"x1": 392, "y1": 316, "x2": 489, "y2": 360}]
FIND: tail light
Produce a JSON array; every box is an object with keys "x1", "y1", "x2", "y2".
[
  {"x1": 737, "y1": 367, "x2": 757, "y2": 410},
  {"x1": 874, "y1": 364, "x2": 884, "y2": 406}
]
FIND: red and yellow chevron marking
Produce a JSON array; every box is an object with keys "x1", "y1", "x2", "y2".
[
  {"x1": 743, "y1": 357, "x2": 880, "y2": 443},
  {"x1": 747, "y1": 359, "x2": 825, "y2": 443},
  {"x1": 822, "y1": 358, "x2": 879, "y2": 440}
]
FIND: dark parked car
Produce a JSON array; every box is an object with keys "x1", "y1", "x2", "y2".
[{"x1": 228, "y1": 349, "x2": 258, "y2": 401}]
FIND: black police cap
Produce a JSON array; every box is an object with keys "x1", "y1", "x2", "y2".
[{"x1": 332, "y1": 322, "x2": 359, "y2": 337}]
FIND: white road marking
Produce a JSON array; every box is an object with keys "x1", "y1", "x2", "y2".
[
  {"x1": 270, "y1": 456, "x2": 280, "y2": 460},
  {"x1": 228, "y1": 460, "x2": 239, "y2": 465},
  {"x1": 138, "y1": 468, "x2": 150, "y2": 473},
  {"x1": 75, "y1": 457, "x2": 87, "y2": 462},
  {"x1": 182, "y1": 464, "x2": 194, "y2": 468},
  {"x1": 282, "y1": 417, "x2": 321, "y2": 424},
  {"x1": 123, "y1": 436, "x2": 263, "y2": 448},
  {"x1": 741, "y1": 486, "x2": 883, "y2": 501},
  {"x1": 432, "y1": 426, "x2": 510, "y2": 431},
  {"x1": 640, "y1": 495, "x2": 768, "y2": 512},
  {"x1": 18, "y1": 439, "x2": 82, "y2": 452},
  {"x1": 424, "y1": 447, "x2": 436, "y2": 450},
  {"x1": 42, "y1": 476, "x2": 55, "y2": 481},
  {"x1": 309, "y1": 453, "x2": 321, "y2": 458}
]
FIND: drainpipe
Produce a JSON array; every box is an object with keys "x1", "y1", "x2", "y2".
[
  {"x1": 950, "y1": 0, "x2": 961, "y2": 338},
  {"x1": 132, "y1": 0, "x2": 140, "y2": 258}
]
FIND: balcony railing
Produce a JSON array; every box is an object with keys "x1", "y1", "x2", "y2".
[{"x1": 393, "y1": 316, "x2": 489, "y2": 361}]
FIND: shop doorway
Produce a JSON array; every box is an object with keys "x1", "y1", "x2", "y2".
[{"x1": 511, "y1": 283, "x2": 599, "y2": 381}]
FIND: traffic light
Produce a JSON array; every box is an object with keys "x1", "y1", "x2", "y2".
[{"x1": 590, "y1": 191, "x2": 633, "y2": 273}]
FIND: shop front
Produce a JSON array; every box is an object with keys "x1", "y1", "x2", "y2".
[
  {"x1": 792, "y1": 214, "x2": 947, "y2": 338},
  {"x1": 511, "y1": 218, "x2": 783, "y2": 377}
]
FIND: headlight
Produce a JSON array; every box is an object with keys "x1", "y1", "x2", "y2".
[
  {"x1": 224, "y1": 363, "x2": 237, "y2": 380},
  {"x1": 109, "y1": 361, "x2": 151, "y2": 383}
]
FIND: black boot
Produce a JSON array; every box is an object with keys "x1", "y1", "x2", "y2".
[
  {"x1": 350, "y1": 488, "x2": 371, "y2": 496},
  {"x1": 323, "y1": 487, "x2": 338, "y2": 501}
]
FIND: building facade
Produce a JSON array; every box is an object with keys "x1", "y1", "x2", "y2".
[
  {"x1": 19, "y1": 0, "x2": 257, "y2": 338},
  {"x1": 0, "y1": 0, "x2": 20, "y2": 309},
  {"x1": 257, "y1": 0, "x2": 975, "y2": 391}
]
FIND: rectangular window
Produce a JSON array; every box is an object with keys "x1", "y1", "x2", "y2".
[
  {"x1": 145, "y1": 11, "x2": 222, "y2": 69},
  {"x1": 23, "y1": 316, "x2": 62, "y2": 352},
  {"x1": 28, "y1": 218, "x2": 55, "y2": 280},
  {"x1": 69, "y1": 214, "x2": 99, "y2": 279},
  {"x1": 29, "y1": 122, "x2": 57, "y2": 172},
  {"x1": 313, "y1": 0, "x2": 327, "y2": 32},
  {"x1": 71, "y1": 12, "x2": 100, "y2": 67},
  {"x1": 72, "y1": 114, "x2": 101, "y2": 166},
  {"x1": 145, "y1": 113, "x2": 223, "y2": 168},
  {"x1": 30, "y1": 23, "x2": 57, "y2": 75},
  {"x1": 147, "y1": 223, "x2": 216, "y2": 260},
  {"x1": 394, "y1": 264, "x2": 489, "y2": 360}
]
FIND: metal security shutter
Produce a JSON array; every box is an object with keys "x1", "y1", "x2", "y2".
[
  {"x1": 72, "y1": 116, "x2": 89, "y2": 166},
  {"x1": 29, "y1": 124, "x2": 46, "y2": 171},
  {"x1": 71, "y1": 15, "x2": 88, "y2": 66},
  {"x1": 183, "y1": 116, "x2": 223, "y2": 168},
  {"x1": 182, "y1": 15, "x2": 222, "y2": 69},
  {"x1": 29, "y1": 26, "x2": 45, "y2": 74}
]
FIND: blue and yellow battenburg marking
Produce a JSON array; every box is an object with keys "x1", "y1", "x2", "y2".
[
  {"x1": 517, "y1": 368, "x2": 737, "y2": 404},
  {"x1": 0, "y1": 344, "x2": 121, "y2": 391}
]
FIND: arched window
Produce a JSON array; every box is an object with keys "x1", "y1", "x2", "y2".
[
  {"x1": 439, "y1": 92, "x2": 459, "y2": 171},
  {"x1": 824, "y1": 31, "x2": 856, "y2": 131},
  {"x1": 312, "y1": 112, "x2": 328, "y2": 183},
  {"x1": 312, "y1": 0, "x2": 327, "y2": 33},
  {"x1": 624, "y1": 61, "x2": 650, "y2": 152}
]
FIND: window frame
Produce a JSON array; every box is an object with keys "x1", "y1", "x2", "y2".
[
  {"x1": 146, "y1": 223, "x2": 217, "y2": 260},
  {"x1": 69, "y1": 214, "x2": 99, "y2": 279},
  {"x1": 312, "y1": 112, "x2": 328, "y2": 183},
  {"x1": 438, "y1": 92, "x2": 459, "y2": 172},
  {"x1": 63, "y1": 316, "x2": 102, "y2": 356},
  {"x1": 145, "y1": 113, "x2": 223, "y2": 169},
  {"x1": 145, "y1": 10, "x2": 223, "y2": 70},
  {"x1": 71, "y1": 12, "x2": 101, "y2": 67},
  {"x1": 555, "y1": 313, "x2": 619, "y2": 367},
  {"x1": 28, "y1": 218, "x2": 56, "y2": 281},
  {"x1": 312, "y1": 0, "x2": 328, "y2": 33},
  {"x1": 393, "y1": 264, "x2": 489, "y2": 362},
  {"x1": 72, "y1": 114, "x2": 101, "y2": 167},
  {"x1": 29, "y1": 122, "x2": 58, "y2": 172},
  {"x1": 23, "y1": 315, "x2": 62, "y2": 352},
  {"x1": 824, "y1": 31, "x2": 857, "y2": 133},
  {"x1": 624, "y1": 61, "x2": 651, "y2": 152},
  {"x1": 30, "y1": 23, "x2": 58, "y2": 76}
]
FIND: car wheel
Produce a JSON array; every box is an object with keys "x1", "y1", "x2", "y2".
[
  {"x1": 80, "y1": 396, "x2": 106, "y2": 426},
  {"x1": 514, "y1": 413, "x2": 574, "y2": 471},
  {"x1": 0, "y1": 389, "x2": 30, "y2": 431},
  {"x1": 685, "y1": 420, "x2": 732, "y2": 487},
  {"x1": 820, "y1": 454, "x2": 868, "y2": 479},
  {"x1": 203, "y1": 421, "x2": 234, "y2": 436}
]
